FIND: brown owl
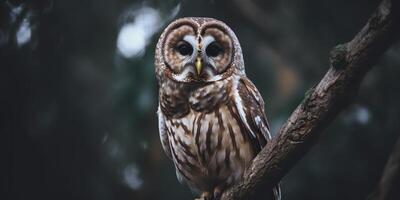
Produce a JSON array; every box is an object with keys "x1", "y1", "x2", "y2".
[{"x1": 155, "y1": 17, "x2": 281, "y2": 200}]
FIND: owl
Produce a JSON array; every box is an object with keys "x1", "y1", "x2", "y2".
[{"x1": 155, "y1": 17, "x2": 280, "y2": 200}]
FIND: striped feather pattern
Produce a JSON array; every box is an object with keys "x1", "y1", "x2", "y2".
[{"x1": 158, "y1": 75, "x2": 280, "y2": 199}]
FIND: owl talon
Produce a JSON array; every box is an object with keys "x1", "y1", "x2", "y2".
[
  {"x1": 195, "y1": 192, "x2": 212, "y2": 200},
  {"x1": 213, "y1": 187, "x2": 222, "y2": 200}
]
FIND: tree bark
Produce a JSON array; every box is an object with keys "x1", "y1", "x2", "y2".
[{"x1": 221, "y1": 0, "x2": 400, "y2": 199}]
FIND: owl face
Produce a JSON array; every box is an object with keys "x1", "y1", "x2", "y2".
[{"x1": 156, "y1": 18, "x2": 244, "y2": 83}]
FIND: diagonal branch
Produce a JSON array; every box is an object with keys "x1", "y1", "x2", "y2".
[{"x1": 221, "y1": 0, "x2": 400, "y2": 199}]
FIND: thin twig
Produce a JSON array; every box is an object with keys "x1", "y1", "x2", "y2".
[{"x1": 368, "y1": 136, "x2": 400, "y2": 200}]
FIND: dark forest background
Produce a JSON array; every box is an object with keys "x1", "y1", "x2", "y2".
[{"x1": 2, "y1": 0, "x2": 400, "y2": 199}]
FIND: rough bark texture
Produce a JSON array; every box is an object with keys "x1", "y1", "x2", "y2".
[
  {"x1": 221, "y1": 0, "x2": 400, "y2": 200},
  {"x1": 368, "y1": 136, "x2": 400, "y2": 200}
]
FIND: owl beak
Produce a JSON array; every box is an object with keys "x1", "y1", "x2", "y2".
[{"x1": 195, "y1": 57, "x2": 202, "y2": 76}]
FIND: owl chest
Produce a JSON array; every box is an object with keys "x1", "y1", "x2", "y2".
[
  {"x1": 159, "y1": 80, "x2": 231, "y2": 119},
  {"x1": 165, "y1": 104, "x2": 254, "y2": 190}
]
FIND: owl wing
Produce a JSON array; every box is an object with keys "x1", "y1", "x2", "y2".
[
  {"x1": 157, "y1": 105, "x2": 172, "y2": 159},
  {"x1": 233, "y1": 77, "x2": 272, "y2": 151},
  {"x1": 233, "y1": 77, "x2": 281, "y2": 200}
]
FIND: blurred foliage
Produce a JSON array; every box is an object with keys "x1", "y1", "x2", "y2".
[{"x1": 2, "y1": 0, "x2": 400, "y2": 200}]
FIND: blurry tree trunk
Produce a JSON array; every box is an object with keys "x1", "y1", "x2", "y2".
[
  {"x1": 368, "y1": 136, "x2": 400, "y2": 200},
  {"x1": 221, "y1": 0, "x2": 400, "y2": 199}
]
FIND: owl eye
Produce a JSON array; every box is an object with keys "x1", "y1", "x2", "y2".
[
  {"x1": 206, "y1": 42, "x2": 223, "y2": 57},
  {"x1": 176, "y1": 41, "x2": 193, "y2": 56}
]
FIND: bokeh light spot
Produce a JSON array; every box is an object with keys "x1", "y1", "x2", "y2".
[
  {"x1": 16, "y1": 17, "x2": 31, "y2": 46},
  {"x1": 117, "y1": 7, "x2": 161, "y2": 58}
]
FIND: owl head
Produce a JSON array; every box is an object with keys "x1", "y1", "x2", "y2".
[{"x1": 155, "y1": 17, "x2": 245, "y2": 83}]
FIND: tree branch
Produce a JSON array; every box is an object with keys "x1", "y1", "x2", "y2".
[
  {"x1": 368, "y1": 136, "x2": 400, "y2": 200},
  {"x1": 221, "y1": 0, "x2": 400, "y2": 199}
]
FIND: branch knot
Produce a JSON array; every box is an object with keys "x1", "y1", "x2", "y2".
[{"x1": 329, "y1": 43, "x2": 348, "y2": 69}]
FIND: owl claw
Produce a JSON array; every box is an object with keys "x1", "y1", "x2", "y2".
[
  {"x1": 195, "y1": 188, "x2": 223, "y2": 200},
  {"x1": 196, "y1": 192, "x2": 212, "y2": 200},
  {"x1": 213, "y1": 187, "x2": 222, "y2": 200}
]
